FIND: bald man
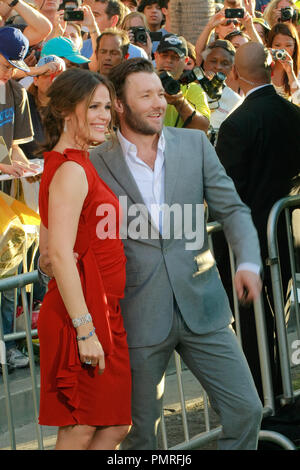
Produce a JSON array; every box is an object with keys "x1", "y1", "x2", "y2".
[{"x1": 215, "y1": 42, "x2": 300, "y2": 405}]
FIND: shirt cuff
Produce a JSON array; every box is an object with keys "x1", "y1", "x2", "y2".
[{"x1": 236, "y1": 263, "x2": 261, "y2": 275}]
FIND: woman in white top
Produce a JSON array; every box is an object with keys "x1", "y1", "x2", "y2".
[{"x1": 267, "y1": 22, "x2": 300, "y2": 105}]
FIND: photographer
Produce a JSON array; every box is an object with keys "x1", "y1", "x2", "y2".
[
  {"x1": 263, "y1": 0, "x2": 298, "y2": 27},
  {"x1": 267, "y1": 22, "x2": 300, "y2": 104},
  {"x1": 121, "y1": 11, "x2": 152, "y2": 59},
  {"x1": 81, "y1": 0, "x2": 126, "y2": 59},
  {"x1": 195, "y1": 8, "x2": 262, "y2": 65},
  {"x1": 201, "y1": 40, "x2": 243, "y2": 142},
  {"x1": 64, "y1": 3, "x2": 102, "y2": 71},
  {"x1": 155, "y1": 34, "x2": 210, "y2": 131}
]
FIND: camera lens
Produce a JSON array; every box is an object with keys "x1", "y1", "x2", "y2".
[
  {"x1": 159, "y1": 71, "x2": 181, "y2": 95},
  {"x1": 275, "y1": 50, "x2": 286, "y2": 60}
]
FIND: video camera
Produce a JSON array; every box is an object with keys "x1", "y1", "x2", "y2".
[
  {"x1": 159, "y1": 67, "x2": 226, "y2": 101},
  {"x1": 59, "y1": 0, "x2": 84, "y2": 21}
]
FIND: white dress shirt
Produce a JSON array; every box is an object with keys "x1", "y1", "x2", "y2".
[
  {"x1": 117, "y1": 130, "x2": 260, "y2": 275},
  {"x1": 117, "y1": 129, "x2": 165, "y2": 233}
]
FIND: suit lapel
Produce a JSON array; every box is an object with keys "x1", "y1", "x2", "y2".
[
  {"x1": 101, "y1": 141, "x2": 145, "y2": 206},
  {"x1": 163, "y1": 127, "x2": 182, "y2": 209},
  {"x1": 162, "y1": 127, "x2": 183, "y2": 243}
]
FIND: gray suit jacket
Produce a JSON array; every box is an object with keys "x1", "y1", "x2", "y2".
[{"x1": 90, "y1": 126, "x2": 261, "y2": 348}]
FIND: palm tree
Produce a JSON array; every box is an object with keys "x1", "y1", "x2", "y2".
[{"x1": 169, "y1": 0, "x2": 215, "y2": 45}]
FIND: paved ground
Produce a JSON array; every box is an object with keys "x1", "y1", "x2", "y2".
[{"x1": 0, "y1": 366, "x2": 219, "y2": 450}]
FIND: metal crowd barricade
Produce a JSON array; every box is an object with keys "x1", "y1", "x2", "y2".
[
  {"x1": 0, "y1": 271, "x2": 43, "y2": 450},
  {"x1": 1, "y1": 202, "x2": 299, "y2": 450},
  {"x1": 267, "y1": 194, "x2": 300, "y2": 406}
]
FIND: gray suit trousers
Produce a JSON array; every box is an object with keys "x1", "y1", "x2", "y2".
[{"x1": 122, "y1": 301, "x2": 263, "y2": 450}]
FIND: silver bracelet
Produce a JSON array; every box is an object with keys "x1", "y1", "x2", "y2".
[
  {"x1": 77, "y1": 327, "x2": 96, "y2": 342},
  {"x1": 72, "y1": 313, "x2": 93, "y2": 328}
]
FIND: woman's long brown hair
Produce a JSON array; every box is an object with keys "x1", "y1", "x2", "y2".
[
  {"x1": 40, "y1": 68, "x2": 116, "y2": 153},
  {"x1": 267, "y1": 22, "x2": 300, "y2": 96}
]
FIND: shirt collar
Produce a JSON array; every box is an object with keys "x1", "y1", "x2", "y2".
[
  {"x1": 245, "y1": 83, "x2": 272, "y2": 98},
  {"x1": 117, "y1": 128, "x2": 166, "y2": 160}
]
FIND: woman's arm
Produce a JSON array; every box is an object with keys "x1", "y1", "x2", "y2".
[
  {"x1": 195, "y1": 11, "x2": 225, "y2": 65},
  {"x1": 13, "y1": 60, "x2": 64, "y2": 80},
  {"x1": 48, "y1": 161, "x2": 105, "y2": 371},
  {"x1": 0, "y1": 0, "x2": 52, "y2": 45},
  {"x1": 75, "y1": 5, "x2": 101, "y2": 72},
  {"x1": 240, "y1": 11, "x2": 263, "y2": 44}
]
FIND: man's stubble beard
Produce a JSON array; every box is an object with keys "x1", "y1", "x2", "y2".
[{"x1": 122, "y1": 100, "x2": 164, "y2": 136}]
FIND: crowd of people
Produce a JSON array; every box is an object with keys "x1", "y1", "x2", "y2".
[{"x1": 0, "y1": 0, "x2": 300, "y2": 451}]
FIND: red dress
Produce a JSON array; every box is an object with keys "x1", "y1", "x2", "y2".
[{"x1": 38, "y1": 149, "x2": 131, "y2": 426}]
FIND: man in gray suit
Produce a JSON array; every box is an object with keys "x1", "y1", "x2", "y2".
[{"x1": 90, "y1": 58, "x2": 263, "y2": 450}]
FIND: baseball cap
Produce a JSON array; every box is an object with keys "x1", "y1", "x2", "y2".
[
  {"x1": 252, "y1": 17, "x2": 271, "y2": 31},
  {"x1": 41, "y1": 37, "x2": 90, "y2": 64},
  {"x1": 0, "y1": 26, "x2": 30, "y2": 72},
  {"x1": 202, "y1": 39, "x2": 236, "y2": 61},
  {"x1": 156, "y1": 34, "x2": 188, "y2": 58},
  {"x1": 37, "y1": 54, "x2": 66, "y2": 71}
]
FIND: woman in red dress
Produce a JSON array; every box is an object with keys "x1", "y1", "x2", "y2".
[{"x1": 37, "y1": 69, "x2": 131, "y2": 450}]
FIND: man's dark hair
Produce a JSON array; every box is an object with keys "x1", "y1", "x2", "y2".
[
  {"x1": 108, "y1": 57, "x2": 154, "y2": 101},
  {"x1": 96, "y1": 0, "x2": 126, "y2": 24},
  {"x1": 137, "y1": 0, "x2": 167, "y2": 13}
]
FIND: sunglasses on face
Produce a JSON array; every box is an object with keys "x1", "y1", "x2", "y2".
[{"x1": 224, "y1": 20, "x2": 239, "y2": 26}]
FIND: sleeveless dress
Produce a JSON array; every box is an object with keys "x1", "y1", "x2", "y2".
[{"x1": 37, "y1": 149, "x2": 131, "y2": 427}]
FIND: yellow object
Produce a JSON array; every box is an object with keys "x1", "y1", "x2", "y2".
[{"x1": 0, "y1": 191, "x2": 40, "y2": 278}]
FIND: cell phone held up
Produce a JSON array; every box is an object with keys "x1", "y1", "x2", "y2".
[
  {"x1": 59, "y1": 0, "x2": 84, "y2": 21},
  {"x1": 225, "y1": 8, "x2": 244, "y2": 18}
]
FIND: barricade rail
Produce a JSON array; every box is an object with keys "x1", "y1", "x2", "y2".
[
  {"x1": 1, "y1": 196, "x2": 299, "y2": 450},
  {"x1": 0, "y1": 271, "x2": 42, "y2": 450},
  {"x1": 267, "y1": 194, "x2": 300, "y2": 406}
]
